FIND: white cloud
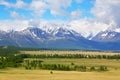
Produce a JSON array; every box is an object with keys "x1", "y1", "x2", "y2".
[
  {"x1": 14, "y1": 0, "x2": 28, "y2": 9},
  {"x1": 0, "y1": 0, "x2": 72, "y2": 17},
  {"x1": 69, "y1": 1, "x2": 120, "y2": 37},
  {"x1": 0, "y1": 19, "x2": 110, "y2": 38},
  {"x1": 0, "y1": 0, "x2": 10, "y2": 6},
  {"x1": 0, "y1": 20, "x2": 29, "y2": 31},
  {"x1": 45, "y1": 0, "x2": 72, "y2": 16},
  {"x1": 30, "y1": 0, "x2": 47, "y2": 16},
  {"x1": 10, "y1": 11, "x2": 27, "y2": 20},
  {"x1": 69, "y1": 19, "x2": 109, "y2": 37},
  {"x1": 0, "y1": 0, "x2": 120, "y2": 38},
  {"x1": 10, "y1": 11, "x2": 20, "y2": 19},
  {"x1": 0, "y1": 0, "x2": 28, "y2": 9},
  {"x1": 91, "y1": 0, "x2": 120, "y2": 27},
  {"x1": 45, "y1": 0, "x2": 72, "y2": 8},
  {"x1": 28, "y1": 19, "x2": 41, "y2": 27},
  {"x1": 70, "y1": 9, "x2": 82, "y2": 19}
]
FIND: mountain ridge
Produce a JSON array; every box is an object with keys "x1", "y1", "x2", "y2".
[
  {"x1": 92, "y1": 27, "x2": 120, "y2": 42},
  {"x1": 0, "y1": 27, "x2": 120, "y2": 50}
]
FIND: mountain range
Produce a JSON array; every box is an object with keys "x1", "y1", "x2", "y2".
[
  {"x1": 92, "y1": 27, "x2": 120, "y2": 42},
  {"x1": 0, "y1": 26, "x2": 120, "y2": 50}
]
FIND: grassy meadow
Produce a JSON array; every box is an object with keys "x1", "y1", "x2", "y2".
[
  {"x1": 0, "y1": 69, "x2": 120, "y2": 80},
  {"x1": 22, "y1": 50, "x2": 120, "y2": 70},
  {"x1": 23, "y1": 50, "x2": 120, "y2": 55},
  {"x1": 0, "y1": 50, "x2": 120, "y2": 80}
]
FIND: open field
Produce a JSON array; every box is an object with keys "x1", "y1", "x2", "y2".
[
  {"x1": 23, "y1": 50, "x2": 120, "y2": 55},
  {"x1": 23, "y1": 50, "x2": 120, "y2": 69},
  {"x1": 0, "y1": 50, "x2": 120, "y2": 80},
  {"x1": 0, "y1": 69, "x2": 120, "y2": 80},
  {"x1": 41, "y1": 58, "x2": 120, "y2": 69}
]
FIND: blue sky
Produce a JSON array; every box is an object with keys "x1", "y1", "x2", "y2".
[
  {"x1": 0, "y1": 0, "x2": 120, "y2": 37},
  {"x1": 0, "y1": 0, "x2": 95, "y2": 20}
]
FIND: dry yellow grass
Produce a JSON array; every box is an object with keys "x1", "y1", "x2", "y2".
[
  {"x1": 0, "y1": 50, "x2": 119, "y2": 80},
  {"x1": 22, "y1": 50, "x2": 120, "y2": 55},
  {"x1": 42, "y1": 58, "x2": 120, "y2": 69},
  {"x1": 0, "y1": 68, "x2": 120, "y2": 80},
  {"x1": 23, "y1": 50, "x2": 120, "y2": 69}
]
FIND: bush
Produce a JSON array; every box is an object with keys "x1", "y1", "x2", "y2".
[
  {"x1": 98, "y1": 66, "x2": 108, "y2": 71},
  {"x1": 90, "y1": 66, "x2": 96, "y2": 71}
]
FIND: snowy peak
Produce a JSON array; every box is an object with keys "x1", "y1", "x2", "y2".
[
  {"x1": 39, "y1": 23, "x2": 71, "y2": 34},
  {"x1": 9, "y1": 26, "x2": 83, "y2": 41},
  {"x1": 27, "y1": 27, "x2": 50, "y2": 39},
  {"x1": 0, "y1": 26, "x2": 90, "y2": 49},
  {"x1": 115, "y1": 28, "x2": 120, "y2": 32},
  {"x1": 106, "y1": 27, "x2": 120, "y2": 32},
  {"x1": 0, "y1": 26, "x2": 120, "y2": 50},
  {"x1": 92, "y1": 27, "x2": 120, "y2": 42},
  {"x1": 26, "y1": 26, "x2": 82, "y2": 39}
]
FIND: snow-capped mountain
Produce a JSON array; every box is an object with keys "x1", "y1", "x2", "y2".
[
  {"x1": 0, "y1": 26, "x2": 120, "y2": 50},
  {"x1": 0, "y1": 27, "x2": 90, "y2": 49},
  {"x1": 92, "y1": 27, "x2": 120, "y2": 42}
]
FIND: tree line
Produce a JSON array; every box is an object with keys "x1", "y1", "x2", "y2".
[
  {"x1": 23, "y1": 59, "x2": 108, "y2": 72},
  {"x1": 20, "y1": 53, "x2": 120, "y2": 59},
  {"x1": 0, "y1": 46, "x2": 119, "y2": 71},
  {"x1": 0, "y1": 53, "x2": 109, "y2": 72},
  {"x1": 0, "y1": 46, "x2": 20, "y2": 56},
  {"x1": 0, "y1": 55, "x2": 24, "y2": 69}
]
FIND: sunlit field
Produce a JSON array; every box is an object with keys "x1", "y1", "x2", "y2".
[
  {"x1": 23, "y1": 50, "x2": 120, "y2": 55},
  {"x1": 1, "y1": 0, "x2": 120, "y2": 80},
  {"x1": 0, "y1": 68, "x2": 120, "y2": 80},
  {"x1": 0, "y1": 50, "x2": 120, "y2": 80}
]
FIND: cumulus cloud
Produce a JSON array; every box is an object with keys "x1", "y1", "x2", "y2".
[
  {"x1": 0, "y1": 0, "x2": 72, "y2": 17},
  {"x1": 10, "y1": 11, "x2": 20, "y2": 19},
  {"x1": 69, "y1": 0, "x2": 120, "y2": 37},
  {"x1": 0, "y1": 0, "x2": 28, "y2": 8},
  {"x1": 70, "y1": 9, "x2": 82, "y2": 20},
  {"x1": 0, "y1": 0, "x2": 120, "y2": 38},
  {"x1": 68, "y1": 0, "x2": 120, "y2": 37},
  {"x1": 44, "y1": 0, "x2": 72, "y2": 16},
  {"x1": 13, "y1": 0, "x2": 28, "y2": 9},
  {"x1": 28, "y1": 19, "x2": 41, "y2": 27},
  {"x1": 69, "y1": 19, "x2": 109, "y2": 37},
  {"x1": 91, "y1": 0, "x2": 120, "y2": 27},
  {"x1": 30, "y1": 0, "x2": 47, "y2": 16},
  {"x1": 0, "y1": 20, "x2": 29, "y2": 31},
  {"x1": 0, "y1": 0, "x2": 11, "y2": 6},
  {"x1": 0, "y1": 0, "x2": 45, "y2": 17}
]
